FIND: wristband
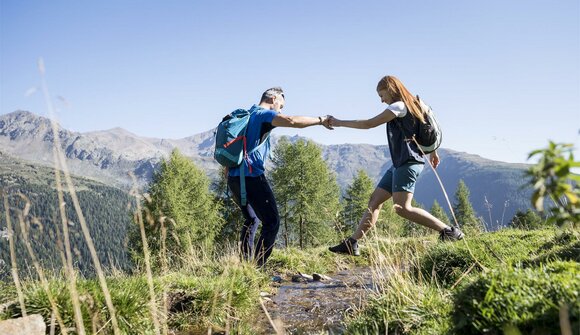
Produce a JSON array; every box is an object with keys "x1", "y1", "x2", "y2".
[{"x1": 318, "y1": 116, "x2": 323, "y2": 125}]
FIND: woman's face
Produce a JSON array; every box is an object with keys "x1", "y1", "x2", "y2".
[{"x1": 377, "y1": 89, "x2": 394, "y2": 104}]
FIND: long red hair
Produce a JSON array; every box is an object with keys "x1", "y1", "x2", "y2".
[{"x1": 376, "y1": 76, "x2": 425, "y2": 124}]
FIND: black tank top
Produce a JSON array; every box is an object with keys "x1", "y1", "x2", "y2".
[{"x1": 386, "y1": 105, "x2": 425, "y2": 168}]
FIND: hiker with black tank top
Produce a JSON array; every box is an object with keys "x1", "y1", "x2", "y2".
[
  {"x1": 328, "y1": 76, "x2": 464, "y2": 256},
  {"x1": 227, "y1": 87, "x2": 334, "y2": 267}
]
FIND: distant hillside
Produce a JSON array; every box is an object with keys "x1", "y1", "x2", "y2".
[
  {"x1": 0, "y1": 151, "x2": 133, "y2": 279},
  {"x1": 0, "y1": 110, "x2": 534, "y2": 229}
]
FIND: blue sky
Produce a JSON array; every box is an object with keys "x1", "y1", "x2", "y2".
[{"x1": 1, "y1": 0, "x2": 579, "y2": 164}]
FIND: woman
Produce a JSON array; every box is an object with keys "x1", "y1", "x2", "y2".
[{"x1": 329, "y1": 75, "x2": 464, "y2": 256}]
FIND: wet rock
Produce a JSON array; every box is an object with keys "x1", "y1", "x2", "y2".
[
  {"x1": 271, "y1": 275, "x2": 283, "y2": 283},
  {"x1": 291, "y1": 273, "x2": 313, "y2": 283},
  {"x1": 312, "y1": 273, "x2": 332, "y2": 281},
  {"x1": 0, "y1": 314, "x2": 46, "y2": 335}
]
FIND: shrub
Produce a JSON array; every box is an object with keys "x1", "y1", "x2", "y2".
[{"x1": 453, "y1": 261, "x2": 579, "y2": 334}]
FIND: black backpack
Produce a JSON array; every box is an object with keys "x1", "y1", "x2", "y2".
[{"x1": 399, "y1": 96, "x2": 442, "y2": 154}]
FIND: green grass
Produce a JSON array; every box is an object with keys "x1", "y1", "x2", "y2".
[
  {"x1": 346, "y1": 273, "x2": 454, "y2": 334},
  {"x1": 266, "y1": 246, "x2": 369, "y2": 274},
  {"x1": 345, "y1": 228, "x2": 580, "y2": 335},
  {"x1": 419, "y1": 229, "x2": 577, "y2": 285},
  {"x1": 453, "y1": 261, "x2": 579, "y2": 334}
]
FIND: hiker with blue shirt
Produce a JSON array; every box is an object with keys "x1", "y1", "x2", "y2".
[
  {"x1": 329, "y1": 75, "x2": 464, "y2": 256},
  {"x1": 227, "y1": 87, "x2": 333, "y2": 267}
]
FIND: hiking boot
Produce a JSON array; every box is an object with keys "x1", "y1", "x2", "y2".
[
  {"x1": 329, "y1": 238, "x2": 360, "y2": 256},
  {"x1": 439, "y1": 226, "x2": 464, "y2": 242}
]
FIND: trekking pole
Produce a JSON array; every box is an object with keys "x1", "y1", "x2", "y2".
[
  {"x1": 411, "y1": 137, "x2": 461, "y2": 229},
  {"x1": 412, "y1": 136, "x2": 487, "y2": 271}
]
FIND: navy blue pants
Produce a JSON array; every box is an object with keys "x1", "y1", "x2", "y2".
[{"x1": 228, "y1": 174, "x2": 280, "y2": 267}]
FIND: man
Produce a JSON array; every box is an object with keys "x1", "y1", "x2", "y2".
[{"x1": 227, "y1": 87, "x2": 332, "y2": 267}]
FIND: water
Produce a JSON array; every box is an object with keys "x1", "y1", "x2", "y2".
[{"x1": 257, "y1": 267, "x2": 375, "y2": 334}]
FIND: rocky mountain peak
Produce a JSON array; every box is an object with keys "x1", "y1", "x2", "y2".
[{"x1": 0, "y1": 110, "x2": 68, "y2": 142}]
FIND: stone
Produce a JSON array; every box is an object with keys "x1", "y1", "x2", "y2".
[
  {"x1": 0, "y1": 314, "x2": 46, "y2": 335},
  {"x1": 312, "y1": 273, "x2": 332, "y2": 281}
]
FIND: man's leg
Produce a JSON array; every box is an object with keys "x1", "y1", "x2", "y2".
[
  {"x1": 242, "y1": 205, "x2": 260, "y2": 258},
  {"x1": 227, "y1": 176, "x2": 257, "y2": 261},
  {"x1": 245, "y1": 175, "x2": 280, "y2": 267}
]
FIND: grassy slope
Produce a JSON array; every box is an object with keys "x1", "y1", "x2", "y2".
[{"x1": 1, "y1": 229, "x2": 577, "y2": 334}]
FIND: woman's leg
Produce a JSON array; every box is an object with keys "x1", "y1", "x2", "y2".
[
  {"x1": 352, "y1": 187, "x2": 392, "y2": 240},
  {"x1": 391, "y1": 191, "x2": 447, "y2": 231}
]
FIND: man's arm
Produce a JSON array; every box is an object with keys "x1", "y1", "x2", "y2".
[
  {"x1": 271, "y1": 114, "x2": 331, "y2": 129},
  {"x1": 331, "y1": 109, "x2": 397, "y2": 129}
]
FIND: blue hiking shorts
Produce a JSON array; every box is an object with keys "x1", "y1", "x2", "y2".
[{"x1": 377, "y1": 162, "x2": 424, "y2": 194}]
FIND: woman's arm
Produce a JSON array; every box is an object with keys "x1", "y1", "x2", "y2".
[{"x1": 332, "y1": 109, "x2": 397, "y2": 129}]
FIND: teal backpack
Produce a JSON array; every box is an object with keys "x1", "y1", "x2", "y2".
[{"x1": 214, "y1": 107, "x2": 269, "y2": 205}]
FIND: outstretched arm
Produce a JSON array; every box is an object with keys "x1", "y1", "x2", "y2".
[
  {"x1": 331, "y1": 109, "x2": 397, "y2": 129},
  {"x1": 272, "y1": 114, "x2": 333, "y2": 129}
]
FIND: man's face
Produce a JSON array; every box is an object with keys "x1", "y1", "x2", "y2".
[{"x1": 272, "y1": 94, "x2": 285, "y2": 112}]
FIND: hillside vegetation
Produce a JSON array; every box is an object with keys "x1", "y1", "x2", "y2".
[{"x1": 0, "y1": 152, "x2": 133, "y2": 279}]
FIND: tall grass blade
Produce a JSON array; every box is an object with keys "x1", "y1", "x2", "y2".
[
  {"x1": 38, "y1": 57, "x2": 121, "y2": 335},
  {"x1": 2, "y1": 191, "x2": 27, "y2": 317}
]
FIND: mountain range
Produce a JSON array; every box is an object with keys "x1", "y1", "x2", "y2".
[{"x1": 0, "y1": 110, "x2": 533, "y2": 229}]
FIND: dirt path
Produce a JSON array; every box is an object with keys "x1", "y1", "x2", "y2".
[{"x1": 256, "y1": 267, "x2": 375, "y2": 334}]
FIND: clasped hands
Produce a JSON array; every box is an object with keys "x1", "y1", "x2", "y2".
[{"x1": 319, "y1": 115, "x2": 339, "y2": 130}]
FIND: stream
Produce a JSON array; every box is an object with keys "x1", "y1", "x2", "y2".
[{"x1": 256, "y1": 266, "x2": 375, "y2": 334}]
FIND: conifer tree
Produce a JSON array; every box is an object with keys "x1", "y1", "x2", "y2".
[
  {"x1": 213, "y1": 167, "x2": 245, "y2": 245},
  {"x1": 271, "y1": 138, "x2": 341, "y2": 248},
  {"x1": 340, "y1": 170, "x2": 373, "y2": 234},
  {"x1": 129, "y1": 149, "x2": 223, "y2": 268},
  {"x1": 510, "y1": 209, "x2": 544, "y2": 230},
  {"x1": 452, "y1": 179, "x2": 480, "y2": 231}
]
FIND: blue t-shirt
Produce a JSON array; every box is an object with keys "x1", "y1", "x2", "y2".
[{"x1": 228, "y1": 105, "x2": 277, "y2": 177}]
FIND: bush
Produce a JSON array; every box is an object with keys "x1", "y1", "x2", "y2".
[{"x1": 453, "y1": 261, "x2": 579, "y2": 334}]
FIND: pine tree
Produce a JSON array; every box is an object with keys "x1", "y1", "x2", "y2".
[
  {"x1": 129, "y1": 149, "x2": 223, "y2": 268},
  {"x1": 452, "y1": 179, "x2": 480, "y2": 232},
  {"x1": 430, "y1": 199, "x2": 450, "y2": 225},
  {"x1": 340, "y1": 170, "x2": 373, "y2": 234},
  {"x1": 213, "y1": 167, "x2": 245, "y2": 245},
  {"x1": 271, "y1": 138, "x2": 341, "y2": 248},
  {"x1": 271, "y1": 137, "x2": 295, "y2": 247},
  {"x1": 510, "y1": 209, "x2": 544, "y2": 230}
]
